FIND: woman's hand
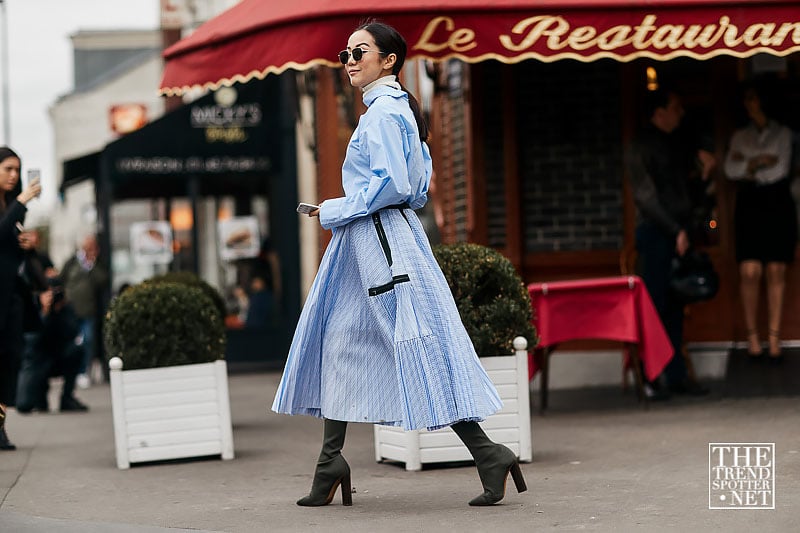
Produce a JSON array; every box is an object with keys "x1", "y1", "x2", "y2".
[
  {"x1": 697, "y1": 149, "x2": 716, "y2": 180},
  {"x1": 309, "y1": 208, "x2": 320, "y2": 217},
  {"x1": 39, "y1": 289, "x2": 54, "y2": 316},
  {"x1": 18, "y1": 230, "x2": 39, "y2": 250},
  {"x1": 675, "y1": 229, "x2": 689, "y2": 257},
  {"x1": 746, "y1": 154, "x2": 778, "y2": 176},
  {"x1": 16, "y1": 178, "x2": 41, "y2": 205}
]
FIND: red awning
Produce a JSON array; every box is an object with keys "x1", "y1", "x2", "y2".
[{"x1": 160, "y1": 0, "x2": 800, "y2": 95}]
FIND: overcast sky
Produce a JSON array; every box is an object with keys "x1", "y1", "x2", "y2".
[{"x1": 3, "y1": 0, "x2": 160, "y2": 220}]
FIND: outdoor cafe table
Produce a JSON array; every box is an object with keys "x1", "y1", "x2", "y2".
[{"x1": 527, "y1": 275, "x2": 674, "y2": 412}]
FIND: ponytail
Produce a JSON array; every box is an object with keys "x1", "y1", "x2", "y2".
[{"x1": 398, "y1": 82, "x2": 429, "y2": 143}]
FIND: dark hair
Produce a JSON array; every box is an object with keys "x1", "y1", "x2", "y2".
[
  {"x1": 0, "y1": 146, "x2": 21, "y2": 209},
  {"x1": 643, "y1": 87, "x2": 675, "y2": 120},
  {"x1": 740, "y1": 77, "x2": 779, "y2": 120},
  {"x1": 356, "y1": 21, "x2": 429, "y2": 142}
]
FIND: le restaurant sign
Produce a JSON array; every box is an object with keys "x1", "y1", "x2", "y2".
[
  {"x1": 161, "y1": 2, "x2": 800, "y2": 95},
  {"x1": 410, "y1": 12, "x2": 800, "y2": 63}
]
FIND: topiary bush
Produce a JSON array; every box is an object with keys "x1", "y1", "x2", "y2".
[
  {"x1": 147, "y1": 271, "x2": 227, "y2": 320},
  {"x1": 104, "y1": 282, "x2": 226, "y2": 370},
  {"x1": 433, "y1": 242, "x2": 538, "y2": 355}
]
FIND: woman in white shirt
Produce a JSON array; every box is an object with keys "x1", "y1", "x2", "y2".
[{"x1": 724, "y1": 82, "x2": 797, "y2": 361}]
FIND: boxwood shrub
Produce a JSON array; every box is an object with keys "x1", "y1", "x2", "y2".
[
  {"x1": 433, "y1": 242, "x2": 538, "y2": 355},
  {"x1": 147, "y1": 271, "x2": 228, "y2": 320},
  {"x1": 104, "y1": 282, "x2": 226, "y2": 370}
]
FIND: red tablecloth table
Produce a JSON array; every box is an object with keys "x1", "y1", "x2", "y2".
[{"x1": 528, "y1": 275, "x2": 674, "y2": 412}]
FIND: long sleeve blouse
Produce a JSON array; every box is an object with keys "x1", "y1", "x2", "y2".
[
  {"x1": 0, "y1": 199, "x2": 27, "y2": 328},
  {"x1": 724, "y1": 120, "x2": 792, "y2": 185},
  {"x1": 318, "y1": 85, "x2": 432, "y2": 230}
]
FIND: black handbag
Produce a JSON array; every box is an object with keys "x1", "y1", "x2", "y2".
[{"x1": 670, "y1": 250, "x2": 719, "y2": 304}]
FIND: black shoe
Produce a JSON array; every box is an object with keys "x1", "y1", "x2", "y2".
[
  {"x1": 450, "y1": 421, "x2": 528, "y2": 506},
  {"x1": 746, "y1": 353, "x2": 763, "y2": 364},
  {"x1": 297, "y1": 419, "x2": 352, "y2": 507},
  {"x1": 643, "y1": 383, "x2": 671, "y2": 401},
  {"x1": 669, "y1": 378, "x2": 709, "y2": 396},
  {"x1": 60, "y1": 397, "x2": 89, "y2": 412},
  {"x1": 0, "y1": 427, "x2": 16, "y2": 450},
  {"x1": 17, "y1": 403, "x2": 49, "y2": 415},
  {"x1": 768, "y1": 353, "x2": 785, "y2": 365},
  {"x1": 296, "y1": 454, "x2": 352, "y2": 506}
]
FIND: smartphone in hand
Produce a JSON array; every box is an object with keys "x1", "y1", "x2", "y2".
[
  {"x1": 297, "y1": 202, "x2": 320, "y2": 214},
  {"x1": 26, "y1": 169, "x2": 41, "y2": 187}
]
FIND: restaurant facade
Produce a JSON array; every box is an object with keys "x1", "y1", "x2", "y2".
[{"x1": 159, "y1": 0, "x2": 800, "y2": 346}]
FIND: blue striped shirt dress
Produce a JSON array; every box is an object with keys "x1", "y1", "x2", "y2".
[{"x1": 272, "y1": 83, "x2": 502, "y2": 431}]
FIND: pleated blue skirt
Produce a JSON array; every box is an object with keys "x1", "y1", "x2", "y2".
[{"x1": 271, "y1": 207, "x2": 502, "y2": 431}]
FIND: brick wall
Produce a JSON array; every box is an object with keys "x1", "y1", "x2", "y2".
[
  {"x1": 481, "y1": 65, "x2": 507, "y2": 249},
  {"x1": 436, "y1": 60, "x2": 470, "y2": 243},
  {"x1": 481, "y1": 60, "x2": 625, "y2": 253}
]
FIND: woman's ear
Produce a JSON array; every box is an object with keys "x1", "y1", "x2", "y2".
[{"x1": 383, "y1": 53, "x2": 397, "y2": 72}]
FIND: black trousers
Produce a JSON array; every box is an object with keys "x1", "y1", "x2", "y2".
[
  {"x1": 16, "y1": 332, "x2": 83, "y2": 411},
  {"x1": 635, "y1": 223, "x2": 688, "y2": 386},
  {"x1": 0, "y1": 295, "x2": 24, "y2": 406}
]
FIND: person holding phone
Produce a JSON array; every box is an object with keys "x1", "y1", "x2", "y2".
[
  {"x1": 273, "y1": 22, "x2": 526, "y2": 507},
  {"x1": 0, "y1": 146, "x2": 42, "y2": 450}
]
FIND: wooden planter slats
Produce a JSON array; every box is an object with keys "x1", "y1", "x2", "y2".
[
  {"x1": 373, "y1": 337, "x2": 532, "y2": 471},
  {"x1": 109, "y1": 357, "x2": 234, "y2": 469}
]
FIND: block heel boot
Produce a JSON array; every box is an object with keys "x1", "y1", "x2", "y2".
[
  {"x1": 0, "y1": 404, "x2": 16, "y2": 451},
  {"x1": 451, "y1": 421, "x2": 527, "y2": 506},
  {"x1": 296, "y1": 419, "x2": 352, "y2": 506}
]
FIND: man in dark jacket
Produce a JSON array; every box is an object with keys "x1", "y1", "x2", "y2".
[
  {"x1": 626, "y1": 88, "x2": 715, "y2": 398},
  {"x1": 61, "y1": 234, "x2": 108, "y2": 388},
  {"x1": 16, "y1": 273, "x2": 88, "y2": 413}
]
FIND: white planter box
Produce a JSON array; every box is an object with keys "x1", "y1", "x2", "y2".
[
  {"x1": 108, "y1": 357, "x2": 235, "y2": 469},
  {"x1": 373, "y1": 337, "x2": 532, "y2": 471}
]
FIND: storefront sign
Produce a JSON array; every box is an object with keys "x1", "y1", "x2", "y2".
[
  {"x1": 110, "y1": 104, "x2": 148, "y2": 135},
  {"x1": 103, "y1": 77, "x2": 280, "y2": 181},
  {"x1": 412, "y1": 14, "x2": 800, "y2": 62},
  {"x1": 190, "y1": 86, "x2": 263, "y2": 144},
  {"x1": 218, "y1": 216, "x2": 261, "y2": 261},
  {"x1": 130, "y1": 221, "x2": 173, "y2": 265},
  {"x1": 115, "y1": 156, "x2": 271, "y2": 175},
  {"x1": 161, "y1": 1, "x2": 800, "y2": 95}
]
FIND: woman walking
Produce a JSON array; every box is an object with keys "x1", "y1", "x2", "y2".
[{"x1": 272, "y1": 21, "x2": 527, "y2": 506}]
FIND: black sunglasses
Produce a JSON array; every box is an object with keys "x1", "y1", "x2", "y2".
[{"x1": 338, "y1": 47, "x2": 385, "y2": 65}]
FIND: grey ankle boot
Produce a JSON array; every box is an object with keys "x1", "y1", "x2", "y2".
[
  {"x1": 297, "y1": 419, "x2": 352, "y2": 506},
  {"x1": 451, "y1": 421, "x2": 527, "y2": 505}
]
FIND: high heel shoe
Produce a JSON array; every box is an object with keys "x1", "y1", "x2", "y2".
[
  {"x1": 451, "y1": 421, "x2": 528, "y2": 506},
  {"x1": 296, "y1": 454, "x2": 352, "y2": 506},
  {"x1": 297, "y1": 419, "x2": 352, "y2": 506},
  {"x1": 767, "y1": 330, "x2": 784, "y2": 363},
  {"x1": 470, "y1": 450, "x2": 528, "y2": 506},
  {"x1": 0, "y1": 405, "x2": 15, "y2": 451},
  {"x1": 746, "y1": 329, "x2": 763, "y2": 358}
]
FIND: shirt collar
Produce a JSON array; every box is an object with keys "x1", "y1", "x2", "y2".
[
  {"x1": 362, "y1": 75, "x2": 403, "y2": 106},
  {"x1": 748, "y1": 119, "x2": 779, "y2": 134}
]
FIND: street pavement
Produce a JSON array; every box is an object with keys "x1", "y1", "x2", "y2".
[{"x1": 1, "y1": 367, "x2": 798, "y2": 532}]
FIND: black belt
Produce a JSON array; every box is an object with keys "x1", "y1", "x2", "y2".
[{"x1": 368, "y1": 208, "x2": 412, "y2": 296}]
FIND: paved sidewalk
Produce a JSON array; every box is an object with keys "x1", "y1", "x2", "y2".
[{"x1": 1, "y1": 370, "x2": 798, "y2": 532}]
